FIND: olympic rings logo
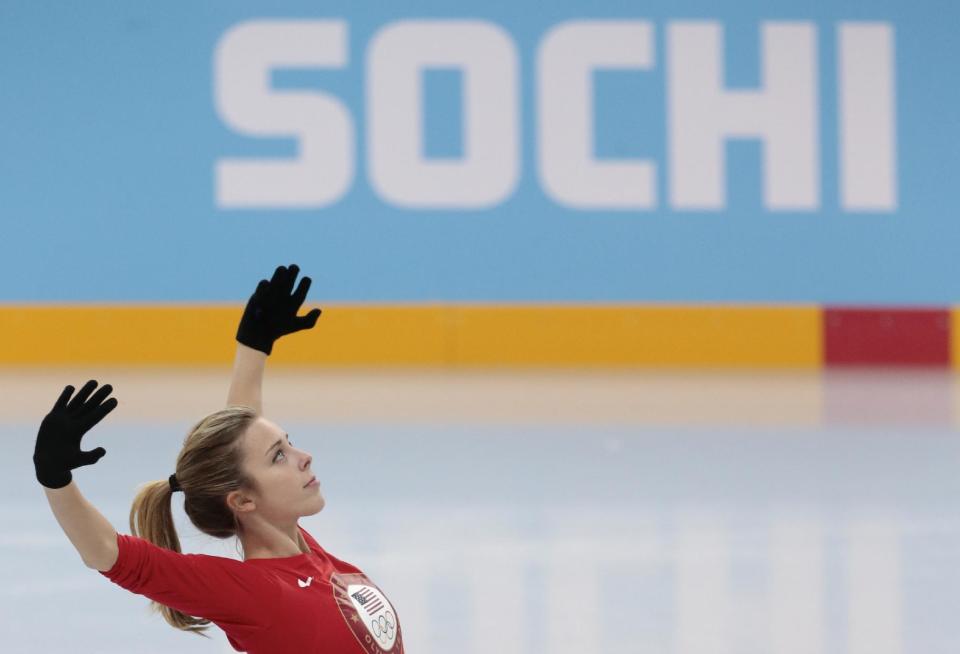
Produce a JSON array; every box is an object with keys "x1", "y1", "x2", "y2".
[{"x1": 370, "y1": 610, "x2": 396, "y2": 643}]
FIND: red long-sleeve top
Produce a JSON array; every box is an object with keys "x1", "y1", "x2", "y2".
[{"x1": 98, "y1": 524, "x2": 404, "y2": 654}]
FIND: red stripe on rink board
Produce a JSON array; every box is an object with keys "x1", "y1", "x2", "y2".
[{"x1": 823, "y1": 308, "x2": 951, "y2": 366}]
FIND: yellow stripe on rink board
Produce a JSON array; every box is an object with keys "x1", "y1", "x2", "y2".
[
  {"x1": 449, "y1": 305, "x2": 822, "y2": 368},
  {"x1": 0, "y1": 305, "x2": 452, "y2": 366},
  {"x1": 0, "y1": 305, "x2": 241, "y2": 365},
  {"x1": 0, "y1": 304, "x2": 821, "y2": 367},
  {"x1": 951, "y1": 308, "x2": 960, "y2": 370}
]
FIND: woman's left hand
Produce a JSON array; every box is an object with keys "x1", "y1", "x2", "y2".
[{"x1": 235, "y1": 264, "x2": 323, "y2": 355}]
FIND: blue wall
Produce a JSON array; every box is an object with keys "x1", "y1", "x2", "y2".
[{"x1": 0, "y1": 0, "x2": 953, "y2": 303}]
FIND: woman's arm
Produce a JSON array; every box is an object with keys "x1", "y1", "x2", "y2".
[
  {"x1": 225, "y1": 343, "x2": 267, "y2": 414},
  {"x1": 44, "y1": 481, "x2": 118, "y2": 571},
  {"x1": 35, "y1": 380, "x2": 119, "y2": 571},
  {"x1": 227, "y1": 264, "x2": 321, "y2": 413}
]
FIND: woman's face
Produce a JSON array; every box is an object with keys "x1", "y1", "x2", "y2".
[{"x1": 234, "y1": 416, "x2": 325, "y2": 521}]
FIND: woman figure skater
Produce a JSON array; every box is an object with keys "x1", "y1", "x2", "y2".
[{"x1": 33, "y1": 264, "x2": 405, "y2": 654}]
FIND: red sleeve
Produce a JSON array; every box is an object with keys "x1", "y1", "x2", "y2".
[{"x1": 98, "y1": 532, "x2": 280, "y2": 636}]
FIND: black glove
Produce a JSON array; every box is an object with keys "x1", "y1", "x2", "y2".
[
  {"x1": 236, "y1": 264, "x2": 322, "y2": 355},
  {"x1": 34, "y1": 380, "x2": 117, "y2": 489}
]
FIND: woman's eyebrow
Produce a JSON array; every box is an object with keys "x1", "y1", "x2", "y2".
[{"x1": 264, "y1": 433, "x2": 290, "y2": 456}]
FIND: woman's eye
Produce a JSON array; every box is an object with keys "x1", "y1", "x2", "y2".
[{"x1": 274, "y1": 439, "x2": 292, "y2": 462}]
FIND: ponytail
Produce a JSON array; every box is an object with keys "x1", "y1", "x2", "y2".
[{"x1": 129, "y1": 480, "x2": 213, "y2": 638}]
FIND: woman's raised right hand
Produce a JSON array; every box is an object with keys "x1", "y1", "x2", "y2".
[
  {"x1": 33, "y1": 380, "x2": 118, "y2": 489},
  {"x1": 235, "y1": 264, "x2": 323, "y2": 356}
]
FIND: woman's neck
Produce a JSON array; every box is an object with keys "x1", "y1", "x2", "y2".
[{"x1": 242, "y1": 524, "x2": 308, "y2": 560}]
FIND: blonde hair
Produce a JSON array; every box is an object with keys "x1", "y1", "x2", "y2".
[{"x1": 128, "y1": 405, "x2": 259, "y2": 638}]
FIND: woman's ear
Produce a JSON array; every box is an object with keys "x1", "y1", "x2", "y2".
[{"x1": 226, "y1": 489, "x2": 255, "y2": 514}]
